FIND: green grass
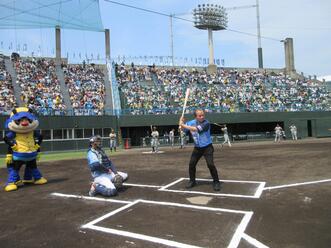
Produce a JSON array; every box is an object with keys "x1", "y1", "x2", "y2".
[{"x1": 0, "y1": 149, "x2": 123, "y2": 168}]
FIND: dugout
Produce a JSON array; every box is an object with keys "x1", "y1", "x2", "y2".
[{"x1": 0, "y1": 111, "x2": 331, "y2": 153}]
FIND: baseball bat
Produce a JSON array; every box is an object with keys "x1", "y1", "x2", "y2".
[{"x1": 181, "y1": 88, "x2": 190, "y2": 119}]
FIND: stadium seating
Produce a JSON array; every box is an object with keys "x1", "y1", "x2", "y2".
[
  {"x1": 0, "y1": 57, "x2": 329, "y2": 116},
  {"x1": 0, "y1": 58, "x2": 16, "y2": 114},
  {"x1": 62, "y1": 63, "x2": 105, "y2": 115},
  {"x1": 116, "y1": 65, "x2": 330, "y2": 114},
  {"x1": 14, "y1": 58, "x2": 66, "y2": 115}
]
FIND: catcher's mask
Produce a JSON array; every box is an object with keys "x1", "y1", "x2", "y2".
[{"x1": 90, "y1": 135, "x2": 102, "y2": 148}]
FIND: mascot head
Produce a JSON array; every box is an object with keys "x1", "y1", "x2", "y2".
[{"x1": 5, "y1": 107, "x2": 39, "y2": 133}]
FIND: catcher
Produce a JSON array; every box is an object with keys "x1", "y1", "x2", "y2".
[{"x1": 87, "y1": 135, "x2": 128, "y2": 197}]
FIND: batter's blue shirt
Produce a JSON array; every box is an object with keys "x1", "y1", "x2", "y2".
[{"x1": 184, "y1": 119, "x2": 212, "y2": 148}]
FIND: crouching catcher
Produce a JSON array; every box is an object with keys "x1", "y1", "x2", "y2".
[
  {"x1": 87, "y1": 135, "x2": 128, "y2": 197},
  {"x1": 4, "y1": 107, "x2": 47, "y2": 192}
]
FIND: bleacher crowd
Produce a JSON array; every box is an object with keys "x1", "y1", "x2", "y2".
[
  {"x1": 0, "y1": 59, "x2": 16, "y2": 114},
  {"x1": 63, "y1": 63, "x2": 105, "y2": 115},
  {"x1": 116, "y1": 65, "x2": 330, "y2": 114},
  {"x1": 15, "y1": 58, "x2": 66, "y2": 115},
  {"x1": 0, "y1": 58, "x2": 329, "y2": 116}
]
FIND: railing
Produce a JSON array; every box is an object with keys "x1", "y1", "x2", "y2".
[{"x1": 1, "y1": 104, "x2": 331, "y2": 117}]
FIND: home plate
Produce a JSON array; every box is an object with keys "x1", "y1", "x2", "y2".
[
  {"x1": 142, "y1": 151, "x2": 165, "y2": 154},
  {"x1": 186, "y1": 196, "x2": 213, "y2": 205}
]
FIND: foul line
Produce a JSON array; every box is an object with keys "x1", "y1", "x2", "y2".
[
  {"x1": 242, "y1": 233, "x2": 269, "y2": 248},
  {"x1": 263, "y1": 179, "x2": 331, "y2": 191}
]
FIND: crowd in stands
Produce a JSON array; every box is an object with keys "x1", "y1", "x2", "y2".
[
  {"x1": 15, "y1": 58, "x2": 66, "y2": 115},
  {"x1": 1, "y1": 57, "x2": 329, "y2": 116},
  {"x1": 0, "y1": 59, "x2": 16, "y2": 114},
  {"x1": 116, "y1": 64, "x2": 330, "y2": 114},
  {"x1": 63, "y1": 63, "x2": 105, "y2": 115}
]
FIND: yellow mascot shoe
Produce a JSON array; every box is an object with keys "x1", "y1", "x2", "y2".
[
  {"x1": 15, "y1": 180, "x2": 24, "y2": 187},
  {"x1": 23, "y1": 179, "x2": 35, "y2": 184},
  {"x1": 5, "y1": 183, "x2": 18, "y2": 192},
  {"x1": 34, "y1": 177, "x2": 47, "y2": 185}
]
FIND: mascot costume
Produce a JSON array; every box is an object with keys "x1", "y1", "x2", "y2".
[{"x1": 4, "y1": 107, "x2": 47, "y2": 192}]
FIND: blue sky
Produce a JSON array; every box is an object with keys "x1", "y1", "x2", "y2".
[{"x1": 0, "y1": 0, "x2": 330, "y2": 77}]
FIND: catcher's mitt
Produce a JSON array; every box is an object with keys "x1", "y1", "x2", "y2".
[{"x1": 113, "y1": 174, "x2": 123, "y2": 189}]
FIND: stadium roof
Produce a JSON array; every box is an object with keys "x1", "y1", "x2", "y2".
[{"x1": 0, "y1": 0, "x2": 104, "y2": 31}]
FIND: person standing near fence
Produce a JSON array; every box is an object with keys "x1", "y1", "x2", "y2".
[
  {"x1": 109, "y1": 129, "x2": 117, "y2": 152},
  {"x1": 169, "y1": 128, "x2": 175, "y2": 147},
  {"x1": 151, "y1": 126, "x2": 159, "y2": 153},
  {"x1": 274, "y1": 124, "x2": 283, "y2": 143},
  {"x1": 290, "y1": 124, "x2": 297, "y2": 140},
  {"x1": 179, "y1": 109, "x2": 221, "y2": 191},
  {"x1": 221, "y1": 124, "x2": 232, "y2": 147}
]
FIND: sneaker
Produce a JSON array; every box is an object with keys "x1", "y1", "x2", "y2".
[
  {"x1": 213, "y1": 182, "x2": 222, "y2": 191},
  {"x1": 186, "y1": 181, "x2": 196, "y2": 189}
]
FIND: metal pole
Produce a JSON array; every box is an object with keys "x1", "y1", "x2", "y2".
[
  {"x1": 256, "y1": 0, "x2": 263, "y2": 68},
  {"x1": 105, "y1": 29, "x2": 111, "y2": 62},
  {"x1": 169, "y1": 14, "x2": 174, "y2": 66},
  {"x1": 208, "y1": 28, "x2": 214, "y2": 65}
]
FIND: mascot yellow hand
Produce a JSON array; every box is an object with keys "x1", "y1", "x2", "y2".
[
  {"x1": 36, "y1": 152, "x2": 41, "y2": 161},
  {"x1": 11, "y1": 144, "x2": 18, "y2": 151},
  {"x1": 34, "y1": 144, "x2": 41, "y2": 150},
  {"x1": 5, "y1": 154, "x2": 13, "y2": 164}
]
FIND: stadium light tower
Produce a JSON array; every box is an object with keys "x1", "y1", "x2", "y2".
[{"x1": 193, "y1": 3, "x2": 228, "y2": 73}]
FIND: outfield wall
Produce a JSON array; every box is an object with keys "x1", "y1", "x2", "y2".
[{"x1": 0, "y1": 111, "x2": 330, "y2": 153}]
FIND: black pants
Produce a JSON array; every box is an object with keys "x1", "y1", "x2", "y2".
[{"x1": 188, "y1": 144, "x2": 219, "y2": 183}]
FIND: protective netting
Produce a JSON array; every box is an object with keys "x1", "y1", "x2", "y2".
[{"x1": 0, "y1": 0, "x2": 104, "y2": 31}]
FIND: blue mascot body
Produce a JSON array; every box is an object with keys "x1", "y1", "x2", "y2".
[{"x1": 4, "y1": 107, "x2": 47, "y2": 192}]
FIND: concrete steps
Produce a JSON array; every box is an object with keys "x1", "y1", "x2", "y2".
[
  {"x1": 55, "y1": 64, "x2": 73, "y2": 113},
  {"x1": 4, "y1": 58, "x2": 22, "y2": 106}
]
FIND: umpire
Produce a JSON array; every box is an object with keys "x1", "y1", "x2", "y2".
[{"x1": 179, "y1": 109, "x2": 221, "y2": 191}]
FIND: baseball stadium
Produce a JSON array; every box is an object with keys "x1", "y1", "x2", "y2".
[{"x1": 0, "y1": 1, "x2": 331, "y2": 248}]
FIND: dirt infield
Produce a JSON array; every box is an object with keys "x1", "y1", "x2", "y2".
[{"x1": 0, "y1": 139, "x2": 331, "y2": 248}]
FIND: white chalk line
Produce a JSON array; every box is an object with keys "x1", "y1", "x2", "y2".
[
  {"x1": 82, "y1": 200, "x2": 139, "y2": 227},
  {"x1": 159, "y1": 178, "x2": 266, "y2": 198},
  {"x1": 241, "y1": 233, "x2": 270, "y2": 248},
  {"x1": 228, "y1": 212, "x2": 253, "y2": 248},
  {"x1": 159, "y1": 178, "x2": 185, "y2": 190},
  {"x1": 50, "y1": 192, "x2": 132, "y2": 204},
  {"x1": 263, "y1": 178, "x2": 331, "y2": 191},
  {"x1": 123, "y1": 183, "x2": 161, "y2": 188},
  {"x1": 85, "y1": 224, "x2": 201, "y2": 248},
  {"x1": 82, "y1": 199, "x2": 253, "y2": 248},
  {"x1": 159, "y1": 188, "x2": 262, "y2": 198}
]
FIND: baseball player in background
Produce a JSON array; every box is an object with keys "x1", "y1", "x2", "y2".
[
  {"x1": 109, "y1": 129, "x2": 117, "y2": 152},
  {"x1": 87, "y1": 135, "x2": 128, "y2": 197},
  {"x1": 179, "y1": 109, "x2": 221, "y2": 191},
  {"x1": 151, "y1": 126, "x2": 159, "y2": 153},
  {"x1": 274, "y1": 124, "x2": 283, "y2": 143},
  {"x1": 221, "y1": 124, "x2": 232, "y2": 147},
  {"x1": 179, "y1": 128, "x2": 186, "y2": 149},
  {"x1": 169, "y1": 128, "x2": 175, "y2": 147},
  {"x1": 290, "y1": 124, "x2": 298, "y2": 140}
]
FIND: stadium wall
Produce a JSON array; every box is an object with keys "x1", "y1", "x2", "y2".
[{"x1": 0, "y1": 111, "x2": 331, "y2": 154}]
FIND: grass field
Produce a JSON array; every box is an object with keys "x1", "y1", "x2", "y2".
[{"x1": 0, "y1": 149, "x2": 123, "y2": 169}]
